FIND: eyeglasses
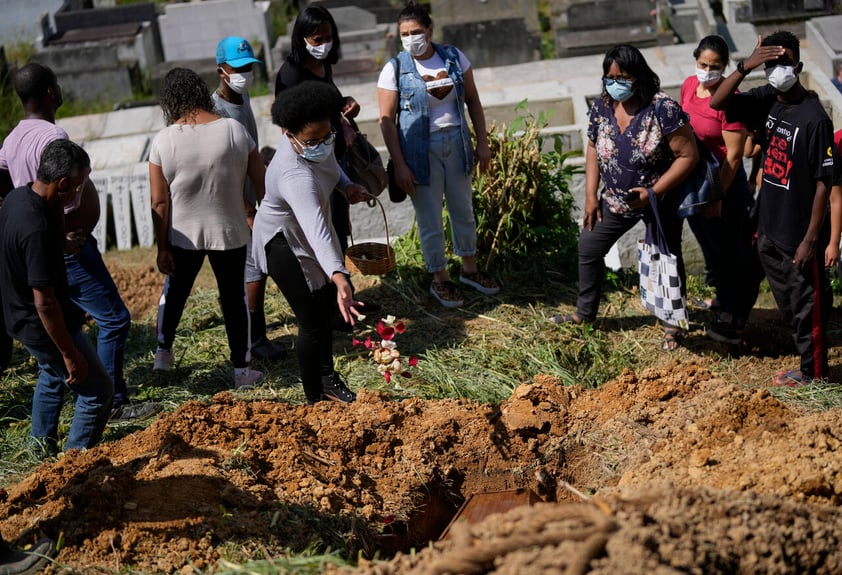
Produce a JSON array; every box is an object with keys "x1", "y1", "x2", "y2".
[
  {"x1": 292, "y1": 129, "x2": 336, "y2": 148},
  {"x1": 603, "y1": 77, "x2": 634, "y2": 86}
]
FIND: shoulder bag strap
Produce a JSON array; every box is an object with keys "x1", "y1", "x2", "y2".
[{"x1": 391, "y1": 56, "x2": 401, "y2": 129}]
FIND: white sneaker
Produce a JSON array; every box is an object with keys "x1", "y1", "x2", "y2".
[
  {"x1": 153, "y1": 347, "x2": 174, "y2": 371},
  {"x1": 234, "y1": 367, "x2": 264, "y2": 390}
]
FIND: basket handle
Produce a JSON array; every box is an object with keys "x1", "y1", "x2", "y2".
[{"x1": 348, "y1": 191, "x2": 390, "y2": 249}]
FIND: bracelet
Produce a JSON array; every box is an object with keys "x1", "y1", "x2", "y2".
[{"x1": 736, "y1": 60, "x2": 747, "y2": 75}]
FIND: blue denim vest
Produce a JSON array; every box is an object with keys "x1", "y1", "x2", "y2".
[{"x1": 393, "y1": 44, "x2": 475, "y2": 185}]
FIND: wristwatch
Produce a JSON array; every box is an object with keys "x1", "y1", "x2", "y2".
[{"x1": 736, "y1": 60, "x2": 747, "y2": 75}]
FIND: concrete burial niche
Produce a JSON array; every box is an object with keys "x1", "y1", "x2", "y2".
[
  {"x1": 552, "y1": 0, "x2": 672, "y2": 57},
  {"x1": 432, "y1": 0, "x2": 541, "y2": 68}
]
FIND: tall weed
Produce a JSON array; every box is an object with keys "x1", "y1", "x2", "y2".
[{"x1": 472, "y1": 101, "x2": 581, "y2": 273}]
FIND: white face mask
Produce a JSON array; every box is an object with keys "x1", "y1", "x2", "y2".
[
  {"x1": 766, "y1": 65, "x2": 798, "y2": 92},
  {"x1": 695, "y1": 67, "x2": 722, "y2": 87},
  {"x1": 401, "y1": 33, "x2": 429, "y2": 58},
  {"x1": 225, "y1": 70, "x2": 253, "y2": 94},
  {"x1": 305, "y1": 40, "x2": 332, "y2": 61}
]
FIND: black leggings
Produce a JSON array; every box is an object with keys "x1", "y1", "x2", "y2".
[
  {"x1": 265, "y1": 233, "x2": 333, "y2": 402},
  {"x1": 156, "y1": 245, "x2": 249, "y2": 367}
]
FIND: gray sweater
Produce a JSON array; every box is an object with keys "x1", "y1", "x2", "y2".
[{"x1": 252, "y1": 134, "x2": 350, "y2": 291}]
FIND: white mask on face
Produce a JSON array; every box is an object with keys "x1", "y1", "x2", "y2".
[
  {"x1": 695, "y1": 67, "x2": 722, "y2": 87},
  {"x1": 766, "y1": 65, "x2": 798, "y2": 92},
  {"x1": 225, "y1": 70, "x2": 253, "y2": 94},
  {"x1": 401, "y1": 33, "x2": 429, "y2": 58},
  {"x1": 305, "y1": 40, "x2": 333, "y2": 61}
]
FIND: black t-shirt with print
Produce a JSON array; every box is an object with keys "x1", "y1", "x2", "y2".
[
  {"x1": 0, "y1": 186, "x2": 80, "y2": 346},
  {"x1": 726, "y1": 84, "x2": 841, "y2": 254}
]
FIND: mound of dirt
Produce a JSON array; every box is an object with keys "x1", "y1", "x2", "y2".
[
  {"x1": 109, "y1": 264, "x2": 162, "y2": 321},
  {"x1": 1, "y1": 363, "x2": 840, "y2": 573}
]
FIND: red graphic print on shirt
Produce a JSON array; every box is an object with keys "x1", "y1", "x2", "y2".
[{"x1": 763, "y1": 114, "x2": 797, "y2": 190}]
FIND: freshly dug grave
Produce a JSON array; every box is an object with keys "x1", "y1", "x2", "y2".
[{"x1": 1, "y1": 362, "x2": 840, "y2": 573}]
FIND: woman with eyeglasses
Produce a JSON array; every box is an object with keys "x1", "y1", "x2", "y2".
[
  {"x1": 550, "y1": 44, "x2": 698, "y2": 351},
  {"x1": 253, "y1": 81, "x2": 368, "y2": 404},
  {"x1": 274, "y1": 4, "x2": 378, "y2": 327},
  {"x1": 377, "y1": 1, "x2": 499, "y2": 309},
  {"x1": 275, "y1": 6, "x2": 359, "y2": 251}
]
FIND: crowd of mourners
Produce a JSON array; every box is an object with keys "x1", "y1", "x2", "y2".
[{"x1": 0, "y1": 1, "x2": 841, "y2": 570}]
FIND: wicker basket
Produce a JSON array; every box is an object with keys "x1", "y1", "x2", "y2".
[{"x1": 345, "y1": 193, "x2": 396, "y2": 275}]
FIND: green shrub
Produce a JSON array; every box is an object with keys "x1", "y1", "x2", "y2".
[{"x1": 472, "y1": 100, "x2": 581, "y2": 273}]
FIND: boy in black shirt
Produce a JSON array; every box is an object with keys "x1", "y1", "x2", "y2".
[
  {"x1": 0, "y1": 140, "x2": 114, "y2": 455},
  {"x1": 711, "y1": 31, "x2": 842, "y2": 385}
]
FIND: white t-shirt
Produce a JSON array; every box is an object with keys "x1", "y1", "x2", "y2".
[
  {"x1": 377, "y1": 48, "x2": 471, "y2": 132},
  {"x1": 149, "y1": 118, "x2": 254, "y2": 251}
]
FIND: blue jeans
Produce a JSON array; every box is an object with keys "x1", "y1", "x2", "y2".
[
  {"x1": 410, "y1": 126, "x2": 477, "y2": 273},
  {"x1": 25, "y1": 330, "x2": 114, "y2": 452},
  {"x1": 64, "y1": 236, "x2": 131, "y2": 406}
]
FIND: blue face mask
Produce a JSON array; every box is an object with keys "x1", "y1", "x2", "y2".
[
  {"x1": 291, "y1": 132, "x2": 335, "y2": 163},
  {"x1": 604, "y1": 78, "x2": 634, "y2": 102}
]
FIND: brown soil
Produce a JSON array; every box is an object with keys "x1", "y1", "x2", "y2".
[{"x1": 1, "y1": 265, "x2": 841, "y2": 574}]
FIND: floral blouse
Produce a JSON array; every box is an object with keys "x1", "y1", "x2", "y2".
[{"x1": 587, "y1": 92, "x2": 689, "y2": 218}]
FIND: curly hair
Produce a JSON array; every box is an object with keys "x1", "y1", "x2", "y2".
[
  {"x1": 601, "y1": 44, "x2": 661, "y2": 104},
  {"x1": 158, "y1": 68, "x2": 215, "y2": 126},
  {"x1": 271, "y1": 81, "x2": 340, "y2": 135},
  {"x1": 288, "y1": 6, "x2": 341, "y2": 67},
  {"x1": 693, "y1": 35, "x2": 730, "y2": 67},
  {"x1": 398, "y1": 1, "x2": 432, "y2": 28}
]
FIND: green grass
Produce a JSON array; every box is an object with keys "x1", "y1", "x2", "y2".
[{"x1": 2, "y1": 231, "x2": 842, "y2": 572}]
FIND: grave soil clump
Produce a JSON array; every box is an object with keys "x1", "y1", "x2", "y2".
[{"x1": 1, "y1": 362, "x2": 840, "y2": 573}]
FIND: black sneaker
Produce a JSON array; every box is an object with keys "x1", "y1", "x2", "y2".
[
  {"x1": 321, "y1": 373, "x2": 357, "y2": 403},
  {"x1": 251, "y1": 337, "x2": 286, "y2": 361},
  {"x1": 707, "y1": 318, "x2": 743, "y2": 345},
  {"x1": 109, "y1": 401, "x2": 162, "y2": 423},
  {"x1": 0, "y1": 537, "x2": 55, "y2": 575}
]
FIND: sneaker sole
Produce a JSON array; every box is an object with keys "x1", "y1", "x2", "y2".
[
  {"x1": 458, "y1": 276, "x2": 500, "y2": 295},
  {"x1": 429, "y1": 286, "x2": 463, "y2": 308},
  {"x1": 322, "y1": 392, "x2": 356, "y2": 403},
  {"x1": 706, "y1": 329, "x2": 742, "y2": 345}
]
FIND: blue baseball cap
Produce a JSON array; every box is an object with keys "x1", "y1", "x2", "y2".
[{"x1": 216, "y1": 36, "x2": 262, "y2": 68}]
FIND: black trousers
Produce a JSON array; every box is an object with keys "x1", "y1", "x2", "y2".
[
  {"x1": 265, "y1": 232, "x2": 334, "y2": 402},
  {"x1": 686, "y1": 166, "x2": 764, "y2": 324},
  {"x1": 757, "y1": 233, "x2": 831, "y2": 379},
  {"x1": 157, "y1": 245, "x2": 250, "y2": 367},
  {"x1": 576, "y1": 198, "x2": 685, "y2": 323}
]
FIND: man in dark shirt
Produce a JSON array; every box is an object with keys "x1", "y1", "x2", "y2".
[
  {"x1": 0, "y1": 139, "x2": 114, "y2": 456},
  {"x1": 711, "y1": 31, "x2": 842, "y2": 385}
]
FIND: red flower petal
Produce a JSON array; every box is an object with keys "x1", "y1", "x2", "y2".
[
  {"x1": 401, "y1": 371, "x2": 412, "y2": 378},
  {"x1": 376, "y1": 321, "x2": 385, "y2": 336},
  {"x1": 364, "y1": 336, "x2": 373, "y2": 349},
  {"x1": 352, "y1": 338, "x2": 362, "y2": 347},
  {"x1": 408, "y1": 356, "x2": 418, "y2": 366},
  {"x1": 380, "y1": 326, "x2": 395, "y2": 340},
  {"x1": 383, "y1": 514, "x2": 395, "y2": 525},
  {"x1": 384, "y1": 371, "x2": 391, "y2": 383},
  {"x1": 394, "y1": 321, "x2": 406, "y2": 334}
]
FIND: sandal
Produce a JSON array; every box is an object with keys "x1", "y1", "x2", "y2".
[
  {"x1": 548, "y1": 313, "x2": 585, "y2": 325},
  {"x1": 661, "y1": 326, "x2": 685, "y2": 351},
  {"x1": 772, "y1": 369, "x2": 805, "y2": 387}
]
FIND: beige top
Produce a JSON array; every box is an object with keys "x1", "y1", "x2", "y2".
[{"x1": 149, "y1": 118, "x2": 254, "y2": 250}]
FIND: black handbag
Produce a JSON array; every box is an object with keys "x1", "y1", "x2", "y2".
[
  {"x1": 654, "y1": 98, "x2": 723, "y2": 218},
  {"x1": 676, "y1": 135, "x2": 723, "y2": 218},
  {"x1": 386, "y1": 56, "x2": 407, "y2": 203},
  {"x1": 387, "y1": 159, "x2": 406, "y2": 203}
]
